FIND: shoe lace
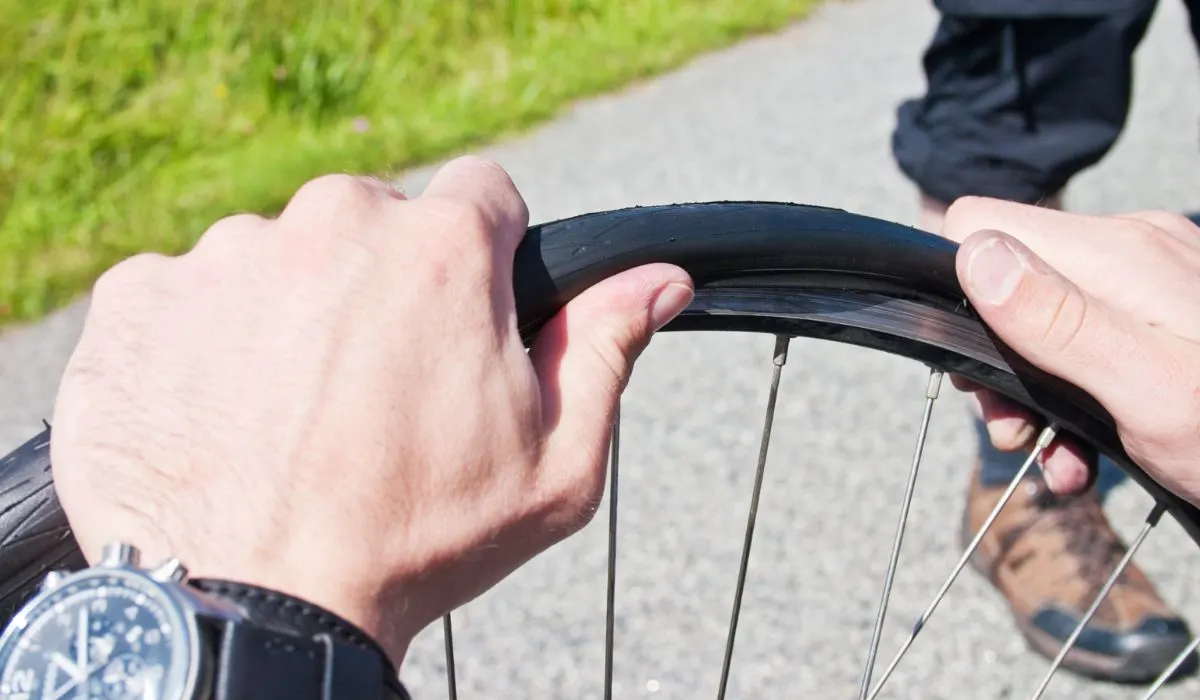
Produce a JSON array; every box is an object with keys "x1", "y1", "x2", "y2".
[{"x1": 1031, "y1": 486, "x2": 1130, "y2": 598}]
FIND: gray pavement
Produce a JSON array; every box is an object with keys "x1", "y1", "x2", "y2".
[{"x1": 4, "y1": 0, "x2": 1200, "y2": 697}]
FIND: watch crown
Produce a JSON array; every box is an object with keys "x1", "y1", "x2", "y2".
[
  {"x1": 150, "y1": 557, "x2": 189, "y2": 583},
  {"x1": 100, "y1": 542, "x2": 140, "y2": 568},
  {"x1": 40, "y1": 570, "x2": 66, "y2": 592}
]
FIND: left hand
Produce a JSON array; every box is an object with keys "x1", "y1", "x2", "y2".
[{"x1": 49, "y1": 156, "x2": 694, "y2": 665}]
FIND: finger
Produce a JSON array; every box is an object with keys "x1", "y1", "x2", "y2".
[
  {"x1": 954, "y1": 378, "x2": 1037, "y2": 452},
  {"x1": 418, "y1": 156, "x2": 530, "y2": 252},
  {"x1": 975, "y1": 389, "x2": 1038, "y2": 452},
  {"x1": 950, "y1": 374, "x2": 983, "y2": 393},
  {"x1": 955, "y1": 368, "x2": 1094, "y2": 494},
  {"x1": 1041, "y1": 438, "x2": 1097, "y2": 496},
  {"x1": 530, "y1": 263, "x2": 693, "y2": 490},
  {"x1": 1112, "y1": 210, "x2": 1200, "y2": 242},
  {"x1": 942, "y1": 199, "x2": 1198, "y2": 325},
  {"x1": 957, "y1": 229, "x2": 1176, "y2": 426}
]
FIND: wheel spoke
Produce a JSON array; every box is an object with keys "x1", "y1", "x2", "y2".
[
  {"x1": 856, "y1": 369, "x2": 943, "y2": 698},
  {"x1": 443, "y1": 614, "x2": 457, "y2": 700},
  {"x1": 1141, "y1": 636, "x2": 1200, "y2": 699},
  {"x1": 716, "y1": 335, "x2": 791, "y2": 700},
  {"x1": 1030, "y1": 502, "x2": 1168, "y2": 699},
  {"x1": 604, "y1": 406, "x2": 621, "y2": 700},
  {"x1": 866, "y1": 424, "x2": 1059, "y2": 699}
]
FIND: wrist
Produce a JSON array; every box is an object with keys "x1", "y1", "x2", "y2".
[
  {"x1": 190, "y1": 578, "x2": 411, "y2": 699},
  {"x1": 201, "y1": 574, "x2": 418, "y2": 668},
  {"x1": 0, "y1": 541, "x2": 413, "y2": 700},
  {"x1": 87, "y1": 534, "x2": 421, "y2": 668}
]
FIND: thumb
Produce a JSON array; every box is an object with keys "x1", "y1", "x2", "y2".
[
  {"x1": 957, "y1": 230, "x2": 1158, "y2": 420},
  {"x1": 529, "y1": 263, "x2": 693, "y2": 480}
]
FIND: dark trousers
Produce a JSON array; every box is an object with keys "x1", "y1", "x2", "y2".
[{"x1": 892, "y1": 0, "x2": 1200, "y2": 205}]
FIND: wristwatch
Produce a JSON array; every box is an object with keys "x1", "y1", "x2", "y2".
[{"x1": 0, "y1": 542, "x2": 410, "y2": 700}]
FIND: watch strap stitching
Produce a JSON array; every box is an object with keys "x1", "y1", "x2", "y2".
[{"x1": 193, "y1": 580, "x2": 371, "y2": 648}]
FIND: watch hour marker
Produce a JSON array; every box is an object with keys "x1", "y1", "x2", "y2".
[
  {"x1": 8, "y1": 668, "x2": 34, "y2": 692},
  {"x1": 126, "y1": 626, "x2": 143, "y2": 644},
  {"x1": 125, "y1": 606, "x2": 138, "y2": 621}
]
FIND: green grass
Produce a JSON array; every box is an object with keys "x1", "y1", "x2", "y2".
[{"x1": 0, "y1": 0, "x2": 818, "y2": 325}]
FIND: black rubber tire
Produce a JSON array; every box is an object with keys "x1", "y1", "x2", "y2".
[
  {"x1": 0, "y1": 201, "x2": 1196, "y2": 630},
  {"x1": 0, "y1": 428, "x2": 85, "y2": 624}
]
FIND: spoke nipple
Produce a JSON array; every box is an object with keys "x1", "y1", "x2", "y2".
[
  {"x1": 1035, "y1": 424, "x2": 1058, "y2": 450},
  {"x1": 925, "y1": 370, "x2": 943, "y2": 399},
  {"x1": 911, "y1": 618, "x2": 924, "y2": 636},
  {"x1": 772, "y1": 335, "x2": 790, "y2": 366}
]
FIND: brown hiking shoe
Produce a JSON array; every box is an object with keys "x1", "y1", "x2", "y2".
[{"x1": 962, "y1": 467, "x2": 1194, "y2": 682}]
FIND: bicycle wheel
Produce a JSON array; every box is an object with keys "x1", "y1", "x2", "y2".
[{"x1": 0, "y1": 201, "x2": 1196, "y2": 698}]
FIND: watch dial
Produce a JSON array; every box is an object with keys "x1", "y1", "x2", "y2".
[{"x1": 0, "y1": 571, "x2": 191, "y2": 700}]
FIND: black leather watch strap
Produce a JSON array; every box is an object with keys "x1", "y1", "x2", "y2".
[
  {"x1": 214, "y1": 620, "x2": 391, "y2": 700},
  {"x1": 191, "y1": 579, "x2": 410, "y2": 700}
]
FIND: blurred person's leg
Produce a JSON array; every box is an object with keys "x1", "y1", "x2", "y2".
[
  {"x1": 1187, "y1": 0, "x2": 1200, "y2": 53},
  {"x1": 891, "y1": 1, "x2": 1194, "y2": 683}
]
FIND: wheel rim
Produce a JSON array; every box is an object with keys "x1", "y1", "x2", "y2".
[{"x1": 438, "y1": 283, "x2": 1198, "y2": 699}]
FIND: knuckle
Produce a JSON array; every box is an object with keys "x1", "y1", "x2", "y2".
[
  {"x1": 943, "y1": 196, "x2": 1002, "y2": 240},
  {"x1": 946, "y1": 194, "x2": 1001, "y2": 215},
  {"x1": 420, "y1": 199, "x2": 496, "y2": 265},
  {"x1": 1121, "y1": 210, "x2": 1197, "y2": 239},
  {"x1": 1037, "y1": 285, "x2": 1089, "y2": 353},
  {"x1": 588, "y1": 317, "x2": 641, "y2": 390},
  {"x1": 1117, "y1": 217, "x2": 1197, "y2": 264},
  {"x1": 192, "y1": 214, "x2": 269, "y2": 255},
  {"x1": 289, "y1": 174, "x2": 379, "y2": 219},
  {"x1": 452, "y1": 154, "x2": 508, "y2": 180},
  {"x1": 203, "y1": 213, "x2": 267, "y2": 240},
  {"x1": 1120, "y1": 217, "x2": 1167, "y2": 245},
  {"x1": 946, "y1": 195, "x2": 991, "y2": 216},
  {"x1": 91, "y1": 253, "x2": 167, "y2": 304}
]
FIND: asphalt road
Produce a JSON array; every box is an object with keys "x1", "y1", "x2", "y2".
[{"x1": 4, "y1": 0, "x2": 1200, "y2": 697}]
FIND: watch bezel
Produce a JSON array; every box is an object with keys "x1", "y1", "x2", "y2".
[{"x1": 0, "y1": 564, "x2": 207, "y2": 700}]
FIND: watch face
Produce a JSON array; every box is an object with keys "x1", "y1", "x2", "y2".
[{"x1": 0, "y1": 569, "x2": 196, "y2": 700}]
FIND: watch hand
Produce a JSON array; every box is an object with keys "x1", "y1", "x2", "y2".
[
  {"x1": 40, "y1": 661, "x2": 61, "y2": 700},
  {"x1": 74, "y1": 607, "x2": 89, "y2": 700},
  {"x1": 75, "y1": 608, "x2": 88, "y2": 675},
  {"x1": 48, "y1": 652, "x2": 83, "y2": 682},
  {"x1": 142, "y1": 672, "x2": 158, "y2": 700},
  {"x1": 46, "y1": 673, "x2": 80, "y2": 700}
]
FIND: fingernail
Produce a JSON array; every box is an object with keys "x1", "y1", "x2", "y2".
[
  {"x1": 966, "y1": 235, "x2": 1025, "y2": 306},
  {"x1": 650, "y1": 283, "x2": 694, "y2": 330}
]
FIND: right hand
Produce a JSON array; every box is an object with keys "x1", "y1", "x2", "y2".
[{"x1": 941, "y1": 197, "x2": 1200, "y2": 505}]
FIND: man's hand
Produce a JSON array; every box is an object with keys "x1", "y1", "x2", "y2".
[
  {"x1": 49, "y1": 156, "x2": 694, "y2": 665},
  {"x1": 943, "y1": 197, "x2": 1200, "y2": 504}
]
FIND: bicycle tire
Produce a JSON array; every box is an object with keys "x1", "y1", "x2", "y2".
[{"x1": 0, "y1": 200, "x2": 1196, "y2": 630}]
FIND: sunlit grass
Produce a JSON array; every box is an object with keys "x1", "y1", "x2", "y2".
[{"x1": 0, "y1": 0, "x2": 818, "y2": 324}]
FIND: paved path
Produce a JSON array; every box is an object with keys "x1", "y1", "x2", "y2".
[{"x1": 4, "y1": 0, "x2": 1200, "y2": 697}]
